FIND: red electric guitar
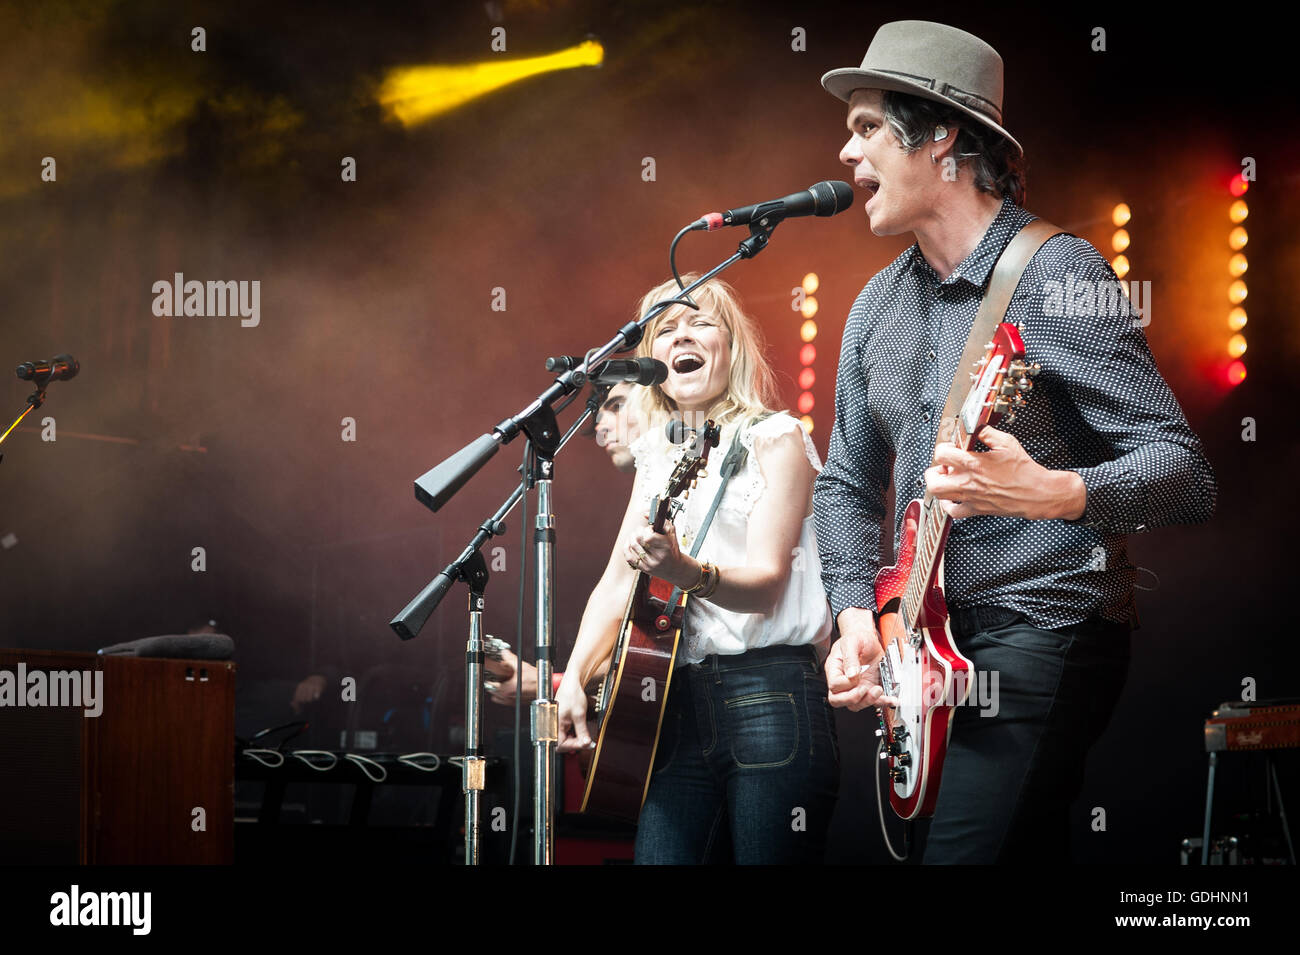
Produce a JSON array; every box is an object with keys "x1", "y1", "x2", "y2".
[
  {"x1": 873, "y1": 323, "x2": 1039, "y2": 819},
  {"x1": 581, "y1": 420, "x2": 721, "y2": 823}
]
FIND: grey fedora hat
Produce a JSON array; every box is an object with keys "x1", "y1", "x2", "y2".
[{"x1": 821, "y1": 20, "x2": 1022, "y2": 155}]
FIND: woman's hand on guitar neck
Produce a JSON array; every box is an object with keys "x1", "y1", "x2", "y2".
[
  {"x1": 556, "y1": 672, "x2": 596, "y2": 753},
  {"x1": 825, "y1": 607, "x2": 899, "y2": 711},
  {"x1": 626, "y1": 518, "x2": 696, "y2": 589}
]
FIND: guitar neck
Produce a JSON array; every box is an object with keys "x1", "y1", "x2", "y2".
[
  {"x1": 902, "y1": 416, "x2": 980, "y2": 631},
  {"x1": 902, "y1": 496, "x2": 950, "y2": 632}
]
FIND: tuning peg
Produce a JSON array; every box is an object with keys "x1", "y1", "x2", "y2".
[
  {"x1": 1016, "y1": 377, "x2": 1034, "y2": 392},
  {"x1": 1004, "y1": 411, "x2": 1017, "y2": 425},
  {"x1": 992, "y1": 398, "x2": 1010, "y2": 414},
  {"x1": 1013, "y1": 393, "x2": 1027, "y2": 407}
]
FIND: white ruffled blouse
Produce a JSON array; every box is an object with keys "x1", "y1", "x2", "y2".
[{"x1": 629, "y1": 411, "x2": 833, "y2": 664}]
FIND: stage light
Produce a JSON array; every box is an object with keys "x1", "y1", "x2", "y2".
[
  {"x1": 1229, "y1": 200, "x2": 1248, "y2": 223},
  {"x1": 1228, "y1": 334, "x2": 1247, "y2": 358},
  {"x1": 800, "y1": 344, "x2": 816, "y2": 366},
  {"x1": 1227, "y1": 360, "x2": 1247, "y2": 385},
  {"x1": 1229, "y1": 227, "x2": 1248, "y2": 250},
  {"x1": 1228, "y1": 307, "x2": 1247, "y2": 331},
  {"x1": 802, "y1": 273, "x2": 820, "y2": 294},
  {"x1": 800, "y1": 415, "x2": 814, "y2": 434},
  {"x1": 1111, "y1": 203, "x2": 1131, "y2": 227},
  {"x1": 1229, "y1": 253, "x2": 1248, "y2": 277},
  {"x1": 1228, "y1": 280, "x2": 1247, "y2": 304},
  {"x1": 1229, "y1": 174, "x2": 1249, "y2": 197},
  {"x1": 1111, "y1": 229, "x2": 1130, "y2": 253},
  {"x1": 798, "y1": 392, "x2": 815, "y2": 414},
  {"x1": 800, "y1": 319, "x2": 817, "y2": 342},
  {"x1": 1111, "y1": 254, "x2": 1130, "y2": 278},
  {"x1": 799, "y1": 367, "x2": 816, "y2": 390},
  {"x1": 800, "y1": 297, "x2": 819, "y2": 319},
  {"x1": 377, "y1": 39, "x2": 604, "y2": 126}
]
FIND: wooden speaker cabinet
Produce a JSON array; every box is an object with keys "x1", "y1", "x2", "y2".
[{"x1": 0, "y1": 648, "x2": 235, "y2": 864}]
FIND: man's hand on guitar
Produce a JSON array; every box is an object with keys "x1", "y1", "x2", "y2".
[
  {"x1": 826, "y1": 607, "x2": 898, "y2": 711},
  {"x1": 926, "y1": 426, "x2": 1086, "y2": 520},
  {"x1": 556, "y1": 673, "x2": 596, "y2": 753},
  {"x1": 484, "y1": 648, "x2": 540, "y2": 704}
]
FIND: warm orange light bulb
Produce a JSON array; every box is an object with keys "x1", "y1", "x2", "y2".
[
  {"x1": 800, "y1": 297, "x2": 819, "y2": 319},
  {"x1": 1229, "y1": 200, "x2": 1248, "y2": 223},
  {"x1": 1228, "y1": 280, "x2": 1248, "y2": 304},
  {"x1": 1228, "y1": 307, "x2": 1247, "y2": 331},
  {"x1": 1229, "y1": 227, "x2": 1248, "y2": 250},
  {"x1": 1111, "y1": 229, "x2": 1130, "y2": 253},
  {"x1": 800, "y1": 415, "x2": 814, "y2": 434},
  {"x1": 800, "y1": 319, "x2": 818, "y2": 342},
  {"x1": 1111, "y1": 254, "x2": 1130, "y2": 278},
  {"x1": 1111, "y1": 203, "x2": 1131, "y2": 227},
  {"x1": 1228, "y1": 334, "x2": 1247, "y2": 357},
  {"x1": 802, "y1": 272, "x2": 820, "y2": 295},
  {"x1": 1229, "y1": 254, "x2": 1248, "y2": 277}
]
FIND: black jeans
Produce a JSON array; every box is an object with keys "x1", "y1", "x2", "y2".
[
  {"x1": 921, "y1": 607, "x2": 1131, "y2": 863},
  {"x1": 633, "y1": 644, "x2": 840, "y2": 864}
]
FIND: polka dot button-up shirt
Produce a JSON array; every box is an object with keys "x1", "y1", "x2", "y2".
[{"x1": 813, "y1": 197, "x2": 1216, "y2": 629}]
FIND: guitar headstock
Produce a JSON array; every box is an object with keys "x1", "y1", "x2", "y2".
[
  {"x1": 955, "y1": 322, "x2": 1039, "y2": 445},
  {"x1": 651, "y1": 419, "x2": 721, "y2": 532}
]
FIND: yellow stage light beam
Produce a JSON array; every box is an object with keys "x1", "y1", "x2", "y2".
[{"x1": 378, "y1": 39, "x2": 604, "y2": 126}]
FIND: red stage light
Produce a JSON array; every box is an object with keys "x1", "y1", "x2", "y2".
[
  {"x1": 799, "y1": 344, "x2": 816, "y2": 366},
  {"x1": 1229, "y1": 174, "x2": 1249, "y2": 197},
  {"x1": 798, "y1": 367, "x2": 815, "y2": 390},
  {"x1": 797, "y1": 391, "x2": 815, "y2": 414},
  {"x1": 1227, "y1": 360, "x2": 1247, "y2": 385}
]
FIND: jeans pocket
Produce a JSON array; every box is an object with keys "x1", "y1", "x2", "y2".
[
  {"x1": 725, "y1": 691, "x2": 798, "y2": 768},
  {"x1": 977, "y1": 621, "x2": 1073, "y2": 656}
]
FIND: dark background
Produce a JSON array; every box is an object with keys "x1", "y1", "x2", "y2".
[{"x1": 1, "y1": 0, "x2": 1295, "y2": 862}]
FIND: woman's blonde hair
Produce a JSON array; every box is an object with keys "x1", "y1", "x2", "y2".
[{"x1": 631, "y1": 273, "x2": 781, "y2": 433}]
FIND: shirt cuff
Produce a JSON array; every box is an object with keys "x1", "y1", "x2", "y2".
[
  {"x1": 828, "y1": 579, "x2": 878, "y2": 621},
  {"x1": 1071, "y1": 460, "x2": 1148, "y2": 534}
]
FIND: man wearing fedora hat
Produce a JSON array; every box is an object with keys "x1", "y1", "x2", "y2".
[{"x1": 812, "y1": 21, "x2": 1215, "y2": 862}]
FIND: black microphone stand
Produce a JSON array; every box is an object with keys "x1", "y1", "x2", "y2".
[{"x1": 391, "y1": 214, "x2": 784, "y2": 865}]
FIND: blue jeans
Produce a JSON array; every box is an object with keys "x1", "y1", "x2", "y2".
[
  {"x1": 921, "y1": 607, "x2": 1132, "y2": 863},
  {"x1": 633, "y1": 644, "x2": 840, "y2": 864}
]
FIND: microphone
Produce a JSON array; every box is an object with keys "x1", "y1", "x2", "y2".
[
  {"x1": 590, "y1": 358, "x2": 667, "y2": 386},
  {"x1": 696, "y1": 180, "x2": 854, "y2": 231},
  {"x1": 544, "y1": 355, "x2": 583, "y2": 372},
  {"x1": 16, "y1": 354, "x2": 79, "y2": 383}
]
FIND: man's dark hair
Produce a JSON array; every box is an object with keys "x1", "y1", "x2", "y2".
[{"x1": 881, "y1": 90, "x2": 1026, "y2": 206}]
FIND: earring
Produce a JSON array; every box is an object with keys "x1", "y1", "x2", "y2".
[
  {"x1": 930, "y1": 153, "x2": 937, "y2": 164},
  {"x1": 933, "y1": 125, "x2": 949, "y2": 142}
]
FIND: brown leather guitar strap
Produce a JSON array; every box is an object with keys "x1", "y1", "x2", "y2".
[{"x1": 935, "y1": 218, "x2": 1067, "y2": 445}]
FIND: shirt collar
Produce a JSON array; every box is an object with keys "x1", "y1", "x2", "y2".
[{"x1": 908, "y1": 197, "x2": 1033, "y2": 289}]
